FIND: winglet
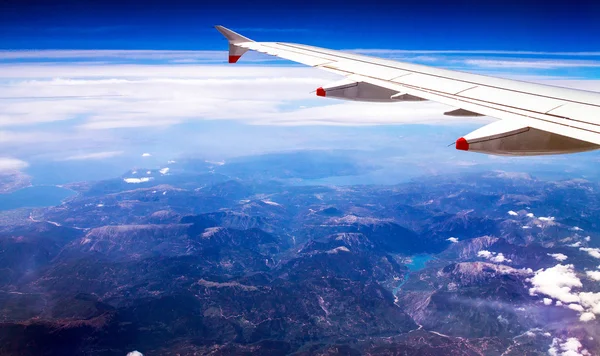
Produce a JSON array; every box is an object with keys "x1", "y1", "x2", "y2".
[{"x1": 215, "y1": 25, "x2": 254, "y2": 63}]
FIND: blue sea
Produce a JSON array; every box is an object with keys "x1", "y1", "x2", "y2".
[{"x1": 0, "y1": 186, "x2": 77, "y2": 211}]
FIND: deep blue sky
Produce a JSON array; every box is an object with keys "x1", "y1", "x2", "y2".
[{"x1": 1, "y1": 0, "x2": 600, "y2": 51}]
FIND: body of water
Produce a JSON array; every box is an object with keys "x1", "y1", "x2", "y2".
[
  {"x1": 0, "y1": 186, "x2": 77, "y2": 211},
  {"x1": 393, "y1": 254, "x2": 434, "y2": 295}
]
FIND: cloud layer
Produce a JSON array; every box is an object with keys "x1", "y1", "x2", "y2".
[{"x1": 1, "y1": 50, "x2": 599, "y2": 169}]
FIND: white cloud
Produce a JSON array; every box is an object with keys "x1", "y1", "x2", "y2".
[
  {"x1": 447, "y1": 237, "x2": 459, "y2": 243},
  {"x1": 571, "y1": 226, "x2": 583, "y2": 231},
  {"x1": 0, "y1": 63, "x2": 487, "y2": 130},
  {"x1": 580, "y1": 248, "x2": 600, "y2": 259},
  {"x1": 548, "y1": 337, "x2": 588, "y2": 356},
  {"x1": 580, "y1": 312, "x2": 596, "y2": 322},
  {"x1": 159, "y1": 167, "x2": 169, "y2": 175},
  {"x1": 579, "y1": 292, "x2": 600, "y2": 315},
  {"x1": 490, "y1": 253, "x2": 510, "y2": 263},
  {"x1": 567, "y1": 303, "x2": 585, "y2": 312},
  {"x1": 477, "y1": 250, "x2": 492, "y2": 258},
  {"x1": 126, "y1": 351, "x2": 144, "y2": 356},
  {"x1": 548, "y1": 253, "x2": 569, "y2": 262},
  {"x1": 123, "y1": 177, "x2": 153, "y2": 184},
  {"x1": 529, "y1": 265, "x2": 600, "y2": 321},
  {"x1": 508, "y1": 210, "x2": 518, "y2": 216},
  {"x1": 477, "y1": 250, "x2": 511, "y2": 263},
  {"x1": 526, "y1": 213, "x2": 535, "y2": 218},
  {"x1": 59, "y1": 151, "x2": 123, "y2": 161},
  {"x1": 2, "y1": 51, "x2": 600, "y2": 159},
  {"x1": 543, "y1": 298, "x2": 553, "y2": 306},
  {"x1": 141, "y1": 153, "x2": 152, "y2": 157},
  {"x1": 569, "y1": 242, "x2": 583, "y2": 248},
  {"x1": 0, "y1": 157, "x2": 28, "y2": 173},
  {"x1": 586, "y1": 271, "x2": 600, "y2": 281},
  {"x1": 529, "y1": 264, "x2": 582, "y2": 303},
  {"x1": 538, "y1": 216, "x2": 555, "y2": 222}
]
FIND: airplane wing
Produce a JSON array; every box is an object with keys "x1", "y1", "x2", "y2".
[{"x1": 215, "y1": 25, "x2": 600, "y2": 156}]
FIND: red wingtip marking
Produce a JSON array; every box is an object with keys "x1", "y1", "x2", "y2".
[
  {"x1": 456, "y1": 137, "x2": 469, "y2": 151},
  {"x1": 316, "y1": 87, "x2": 326, "y2": 97},
  {"x1": 228, "y1": 55, "x2": 241, "y2": 63}
]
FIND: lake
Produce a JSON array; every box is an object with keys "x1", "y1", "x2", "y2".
[
  {"x1": 0, "y1": 186, "x2": 77, "y2": 211},
  {"x1": 393, "y1": 254, "x2": 434, "y2": 295}
]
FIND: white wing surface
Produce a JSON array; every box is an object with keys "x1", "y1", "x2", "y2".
[{"x1": 216, "y1": 25, "x2": 600, "y2": 156}]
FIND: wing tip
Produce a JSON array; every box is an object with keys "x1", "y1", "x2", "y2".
[{"x1": 214, "y1": 25, "x2": 254, "y2": 44}]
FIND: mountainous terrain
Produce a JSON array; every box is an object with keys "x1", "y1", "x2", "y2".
[{"x1": 0, "y1": 151, "x2": 599, "y2": 355}]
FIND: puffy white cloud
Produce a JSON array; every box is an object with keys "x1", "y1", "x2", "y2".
[
  {"x1": 490, "y1": 253, "x2": 510, "y2": 263},
  {"x1": 529, "y1": 264, "x2": 582, "y2": 303},
  {"x1": 477, "y1": 250, "x2": 511, "y2": 263},
  {"x1": 580, "y1": 247, "x2": 600, "y2": 259},
  {"x1": 580, "y1": 312, "x2": 596, "y2": 322},
  {"x1": 159, "y1": 168, "x2": 169, "y2": 175},
  {"x1": 579, "y1": 292, "x2": 600, "y2": 315},
  {"x1": 548, "y1": 253, "x2": 568, "y2": 262},
  {"x1": 477, "y1": 250, "x2": 492, "y2": 258},
  {"x1": 526, "y1": 213, "x2": 535, "y2": 218},
  {"x1": 529, "y1": 265, "x2": 600, "y2": 321},
  {"x1": 59, "y1": 151, "x2": 123, "y2": 161},
  {"x1": 548, "y1": 337, "x2": 587, "y2": 356},
  {"x1": 538, "y1": 216, "x2": 555, "y2": 222},
  {"x1": 141, "y1": 153, "x2": 152, "y2": 157},
  {"x1": 567, "y1": 303, "x2": 585, "y2": 312},
  {"x1": 571, "y1": 226, "x2": 583, "y2": 231},
  {"x1": 543, "y1": 298, "x2": 553, "y2": 305},
  {"x1": 126, "y1": 352, "x2": 144, "y2": 356},
  {"x1": 447, "y1": 237, "x2": 459, "y2": 243},
  {"x1": 586, "y1": 271, "x2": 600, "y2": 281},
  {"x1": 508, "y1": 210, "x2": 518, "y2": 216}
]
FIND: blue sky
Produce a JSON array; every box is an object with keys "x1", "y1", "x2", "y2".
[
  {"x1": 1, "y1": 0, "x2": 600, "y2": 184},
  {"x1": 2, "y1": 0, "x2": 600, "y2": 51}
]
